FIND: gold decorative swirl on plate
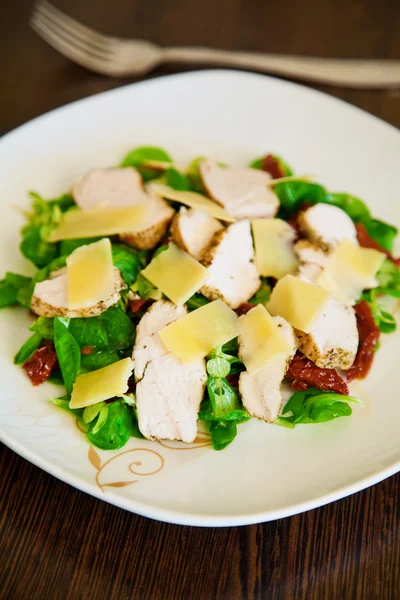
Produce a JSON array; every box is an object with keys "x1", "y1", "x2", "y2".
[{"x1": 88, "y1": 447, "x2": 165, "y2": 491}]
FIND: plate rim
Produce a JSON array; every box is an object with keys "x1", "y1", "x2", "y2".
[{"x1": 1, "y1": 69, "x2": 399, "y2": 527}]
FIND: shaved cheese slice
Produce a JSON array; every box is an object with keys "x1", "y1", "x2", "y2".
[
  {"x1": 316, "y1": 239, "x2": 386, "y2": 305},
  {"x1": 252, "y1": 218, "x2": 298, "y2": 278},
  {"x1": 159, "y1": 299, "x2": 239, "y2": 363},
  {"x1": 267, "y1": 274, "x2": 331, "y2": 333},
  {"x1": 67, "y1": 239, "x2": 114, "y2": 309},
  {"x1": 49, "y1": 204, "x2": 150, "y2": 241},
  {"x1": 150, "y1": 183, "x2": 235, "y2": 223},
  {"x1": 141, "y1": 243, "x2": 208, "y2": 305},
  {"x1": 70, "y1": 358, "x2": 134, "y2": 409},
  {"x1": 239, "y1": 305, "x2": 293, "y2": 373}
]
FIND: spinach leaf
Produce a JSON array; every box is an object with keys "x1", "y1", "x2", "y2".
[
  {"x1": 249, "y1": 278, "x2": 271, "y2": 307},
  {"x1": 80, "y1": 350, "x2": 122, "y2": 372},
  {"x1": 86, "y1": 398, "x2": 135, "y2": 450},
  {"x1": 206, "y1": 376, "x2": 243, "y2": 419},
  {"x1": 0, "y1": 272, "x2": 31, "y2": 308},
  {"x1": 362, "y1": 289, "x2": 397, "y2": 334},
  {"x1": 186, "y1": 157, "x2": 207, "y2": 193},
  {"x1": 121, "y1": 146, "x2": 173, "y2": 182},
  {"x1": 112, "y1": 244, "x2": 148, "y2": 285},
  {"x1": 60, "y1": 237, "x2": 101, "y2": 256},
  {"x1": 29, "y1": 317, "x2": 54, "y2": 340},
  {"x1": 364, "y1": 219, "x2": 398, "y2": 253},
  {"x1": 275, "y1": 181, "x2": 328, "y2": 218},
  {"x1": 131, "y1": 273, "x2": 159, "y2": 300},
  {"x1": 68, "y1": 307, "x2": 134, "y2": 351},
  {"x1": 209, "y1": 421, "x2": 238, "y2": 451},
  {"x1": 53, "y1": 317, "x2": 81, "y2": 394},
  {"x1": 375, "y1": 259, "x2": 400, "y2": 298},
  {"x1": 199, "y1": 399, "x2": 249, "y2": 422},
  {"x1": 14, "y1": 332, "x2": 42, "y2": 365},
  {"x1": 325, "y1": 192, "x2": 371, "y2": 222},
  {"x1": 279, "y1": 388, "x2": 360, "y2": 426},
  {"x1": 165, "y1": 168, "x2": 191, "y2": 191},
  {"x1": 186, "y1": 293, "x2": 209, "y2": 311},
  {"x1": 20, "y1": 226, "x2": 59, "y2": 268}
]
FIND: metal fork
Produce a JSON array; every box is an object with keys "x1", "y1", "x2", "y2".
[{"x1": 31, "y1": 0, "x2": 400, "y2": 88}]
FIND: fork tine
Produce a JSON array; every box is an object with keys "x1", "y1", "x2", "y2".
[
  {"x1": 33, "y1": 3, "x2": 113, "y2": 60},
  {"x1": 30, "y1": 12, "x2": 112, "y2": 74},
  {"x1": 35, "y1": 0, "x2": 114, "y2": 50}
]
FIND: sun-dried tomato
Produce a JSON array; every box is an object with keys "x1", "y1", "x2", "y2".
[
  {"x1": 23, "y1": 343, "x2": 57, "y2": 386},
  {"x1": 347, "y1": 300, "x2": 380, "y2": 382},
  {"x1": 356, "y1": 223, "x2": 400, "y2": 267},
  {"x1": 235, "y1": 302, "x2": 255, "y2": 316},
  {"x1": 130, "y1": 298, "x2": 148, "y2": 313},
  {"x1": 286, "y1": 351, "x2": 349, "y2": 395},
  {"x1": 226, "y1": 373, "x2": 240, "y2": 389},
  {"x1": 261, "y1": 154, "x2": 285, "y2": 179},
  {"x1": 287, "y1": 202, "x2": 312, "y2": 236}
]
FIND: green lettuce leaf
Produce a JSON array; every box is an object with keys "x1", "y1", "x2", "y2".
[
  {"x1": 121, "y1": 146, "x2": 173, "y2": 181},
  {"x1": 53, "y1": 317, "x2": 81, "y2": 394},
  {"x1": 14, "y1": 332, "x2": 42, "y2": 365},
  {"x1": 67, "y1": 307, "x2": 134, "y2": 351},
  {"x1": 86, "y1": 398, "x2": 135, "y2": 450},
  {"x1": 278, "y1": 388, "x2": 360, "y2": 426}
]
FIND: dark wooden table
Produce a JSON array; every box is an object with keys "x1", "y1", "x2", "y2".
[{"x1": 1, "y1": 1, "x2": 400, "y2": 598}]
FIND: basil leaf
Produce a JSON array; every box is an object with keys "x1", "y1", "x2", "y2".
[
  {"x1": 165, "y1": 168, "x2": 190, "y2": 191},
  {"x1": 209, "y1": 420, "x2": 237, "y2": 451},
  {"x1": 53, "y1": 317, "x2": 81, "y2": 394},
  {"x1": 14, "y1": 332, "x2": 42, "y2": 365},
  {"x1": 86, "y1": 399, "x2": 135, "y2": 450}
]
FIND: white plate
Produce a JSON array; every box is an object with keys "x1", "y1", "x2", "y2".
[{"x1": 1, "y1": 70, "x2": 400, "y2": 527}]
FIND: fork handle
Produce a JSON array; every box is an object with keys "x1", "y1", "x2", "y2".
[{"x1": 163, "y1": 47, "x2": 400, "y2": 88}]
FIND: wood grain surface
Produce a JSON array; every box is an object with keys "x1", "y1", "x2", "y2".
[{"x1": 1, "y1": 0, "x2": 400, "y2": 598}]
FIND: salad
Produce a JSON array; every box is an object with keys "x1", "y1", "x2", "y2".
[{"x1": 2, "y1": 146, "x2": 399, "y2": 452}]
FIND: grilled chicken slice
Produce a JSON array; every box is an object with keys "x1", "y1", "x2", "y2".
[
  {"x1": 200, "y1": 220, "x2": 260, "y2": 309},
  {"x1": 298, "y1": 204, "x2": 357, "y2": 252},
  {"x1": 239, "y1": 317, "x2": 297, "y2": 423},
  {"x1": 72, "y1": 167, "x2": 174, "y2": 250},
  {"x1": 170, "y1": 207, "x2": 224, "y2": 260},
  {"x1": 31, "y1": 268, "x2": 125, "y2": 318},
  {"x1": 295, "y1": 298, "x2": 358, "y2": 369},
  {"x1": 199, "y1": 160, "x2": 279, "y2": 219},
  {"x1": 133, "y1": 301, "x2": 207, "y2": 443},
  {"x1": 294, "y1": 239, "x2": 328, "y2": 282}
]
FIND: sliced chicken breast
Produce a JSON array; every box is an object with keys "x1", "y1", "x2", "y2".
[
  {"x1": 294, "y1": 239, "x2": 328, "y2": 282},
  {"x1": 200, "y1": 220, "x2": 261, "y2": 309},
  {"x1": 72, "y1": 167, "x2": 147, "y2": 210},
  {"x1": 298, "y1": 204, "x2": 357, "y2": 251},
  {"x1": 133, "y1": 301, "x2": 207, "y2": 443},
  {"x1": 119, "y1": 194, "x2": 175, "y2": 250},
  {"x1": 72, "y1": 167, "x2": 174, "y2": 250},
  {"x1": 199, "y1": 160, "x2": 279, "y2": 219},
  {"x1": 239, "y1": 317, "x2": 297, "y2": 423},
  {"x1": 31, "y1": 268, "x2": 125, "y2": 318},
  {"x1": 295, "y1": 298, "x2": 358, "y2": 369},
  {"x1": 170, "y1": 207, "x2": 224, "y2": 260}
]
